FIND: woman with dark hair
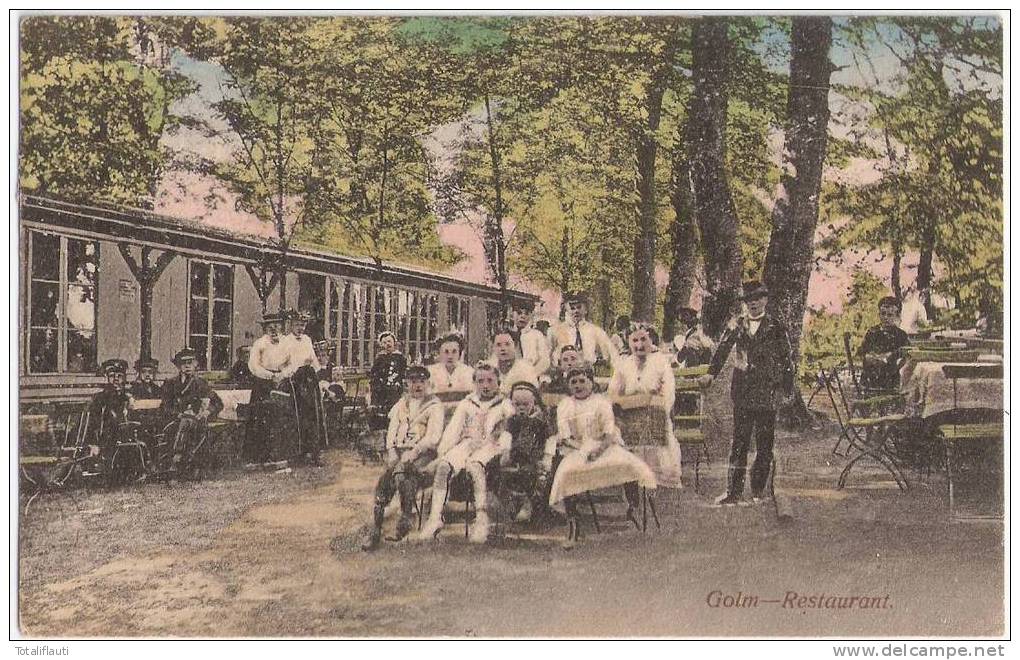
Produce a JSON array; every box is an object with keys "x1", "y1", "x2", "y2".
[{"x1": 427, "y1": 332, "x2": 474, "y2": 395}]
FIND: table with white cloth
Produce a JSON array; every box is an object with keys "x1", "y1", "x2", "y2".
[{"x1": 901, "y1": 360, "x2": 1003, "y2": 419}]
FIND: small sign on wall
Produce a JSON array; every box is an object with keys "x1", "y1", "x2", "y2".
[{"x1": 118, "y1": 279, "x2": 137, "y2": 302}]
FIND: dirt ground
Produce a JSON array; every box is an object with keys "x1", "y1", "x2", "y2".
[{"x1": 17, "y1": 407, "x2": 1004, "y2": 638}]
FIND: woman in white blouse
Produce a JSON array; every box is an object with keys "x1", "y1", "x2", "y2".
[{"x1": 608, "y1": 322, "x2": 682, "y2": 488}]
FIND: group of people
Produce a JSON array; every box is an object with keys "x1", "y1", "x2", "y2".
[
  {"x1": 83, "y1": 347, "x2": 224, "y2": 481},
  {"x1": 360, "y1": 283, "x2": 800, "y2": 550}
]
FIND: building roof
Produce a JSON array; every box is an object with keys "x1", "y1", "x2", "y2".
[{"x1": 20, "y1": 194, "x2": 538, "y2": 303}]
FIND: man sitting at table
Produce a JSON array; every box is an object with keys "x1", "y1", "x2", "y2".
[
  {"x1": 160, "y1": 347, "x2": 224, "y2": 475},
  {"x1": 860, "y1": 296, "x2": 911, "y2": 392},
  {"x1": 130, "y1": 357, "x2": 163, "y2": 399}
]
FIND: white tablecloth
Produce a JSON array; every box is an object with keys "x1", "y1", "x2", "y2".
[{"x1": 901, "y1": 362, "x2": 1003, "y2": 418}]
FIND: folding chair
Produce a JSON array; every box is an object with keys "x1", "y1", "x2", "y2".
[
  {"x1": 938, "y1": 364, "x2": 1003, "y2": 521},
  {"x1": 674, "y1": 366, "x2": 710, "y2": 494}
]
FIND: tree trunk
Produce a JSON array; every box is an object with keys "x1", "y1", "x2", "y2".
[
  {"x1": 686, "y1": 17, "x2": 743, "y2": 337},
  {"x1": 762, "y1": 16, "x2": 833, "y2": 363},
  {"x1": 630, "y1": 25, "x2": 681, "y2": 323},
  {"x1": 483, "y1": 94, "x2": 510, "y2": 315},
  {"x1": 663, "y1": 156, "x2": 699, "y2": 342},
  {"x1": 117, "y1": 244, "x2": 176, "y2": 362},
  {"x1": 891, "y1": 249, "x2": 902, "y2": 300},
  {"x1": 917, "y1": 232, "x2": 936, "y2": 319}
]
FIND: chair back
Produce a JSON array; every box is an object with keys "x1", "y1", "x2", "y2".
[{"x1": 842, "y1": 333, "x2": 861, "y2": 395}]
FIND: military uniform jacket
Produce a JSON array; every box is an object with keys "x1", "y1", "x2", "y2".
[
  {"x1": 88, "y1": 385, "x2": 131, "y2": 446},
  {"x1": 159, "y1": 374, "x2": 224, "y2": 420},
  {"x1": 709, "y1": 313, "x2": 795, "y2": 410},
  {"x1": 129, "y1": 380, "x2": 164, "y2": 400}
]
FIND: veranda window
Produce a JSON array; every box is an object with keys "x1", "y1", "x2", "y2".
[{"x1": 26, "y1": 230, "x2": 99, "y2": 374}]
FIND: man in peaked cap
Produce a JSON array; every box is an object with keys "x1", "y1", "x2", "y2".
[
  {"x1": 84, "y1": 358, "x2": 133, "y2": 473},
  {"x1": 130, "y1": 357, "x2": 163, "y2": 400},
  {"x1": 549, "y1": 291, "x2": 617, "y2": 369},
  {"x1": 699, "y1": 280, "x2": 795, "y2": 506},
  {"x1": 281, "y1": 309, "x2": 326, "y2": 466},
  {"x1": 245, "y1": 310, "x2": 292, "y2": 465},
  {"x1": 158, "y1": 347, "x2": 224, "y2": 478}
]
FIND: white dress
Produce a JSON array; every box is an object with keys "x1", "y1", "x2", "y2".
[
  {"x1": 608, "y1": 352, "x2": 683, "y2": 488},
  {"x1": 434, "y1": 394, "x2": 510, "y2": 472},
  {"x1": 550, "y1": 320, "x2": 618, "y2": 368},
  {"x1": 486, "y1": 357, "x2": 540, "y2": 395},
  {"x1": 547, "y1": 394, "x2": 656, "y2": 510},
  {"x1": 428, "y1": 362, "x2": 475, "y2": 394}
]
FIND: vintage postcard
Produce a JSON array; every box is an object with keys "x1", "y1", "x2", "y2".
[{"x1": 13, "y1": 11, "x2": 1006, "y2": 642}]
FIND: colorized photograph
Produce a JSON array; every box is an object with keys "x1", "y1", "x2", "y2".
[{"x1": 14, "y1": 13, "x2": 1005, "y2": 638}]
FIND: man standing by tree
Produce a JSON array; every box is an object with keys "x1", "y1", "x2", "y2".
[{"x1": 699, "y1": 281, "x2": 794, "y2": 506}]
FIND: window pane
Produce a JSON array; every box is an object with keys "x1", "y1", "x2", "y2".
[
  {"x1": 29, "y1": 328, "x2": 58, "y2": 373},
  {"x1": 30, "y1": 281, "x2": 59, "y2": 327},
  {"x1": 212, "y1": 300, "x2": 231, "y2": 335},
  {"x1": 66, "y1": 330, "x2": 97, "y2": 374},
  {"x1": 190, "y1": 262, "x2": 210, "y2": 297},
  {"x1": 31, "y1": 232, "x2": 60, "y2": 281},
  {"x1": 212, "y1": 264, "x2": 233, "y2": 300},
  {"x1": 189, "y1": 298, "x2": 208, "y2": 336},
  {"x1": 66, "y1": 284, "x2": 96, "y2": 332},
  {"x1": 211, "y1": 336, "x2": 231, "y2": 370},
  {"x1": 339, "y1": 340, "x2": 350, "y2": 367},
  {"x1": 66, "y1": 239, "x2": 98, "y2": 288},
  {"x1": 190, "y1": 336, "x2": 209, "y2": 371}
]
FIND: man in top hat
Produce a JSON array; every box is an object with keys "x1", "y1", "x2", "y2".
[
  {"x1": 510, "y1": 300, "x2": 551, "y2": 375},
  {"x1": 86, "y1": 358, "x2": 134, "y2": 469},
  {"x1": 130, "y1": 357, "x2": 163, "y2": 400},
  {"x1": 699, "y1": 280, "x2": 794, "y2": 506},
  {"x1": 159, "y1": 347, "x2": 224, "y2": 475},
  {"x1": 282, "y1": 309, "x2": 327, "y2": 466},
  {"x1": 246, "y1": 311, "x2": 292, "y2": 465},
  {"x1": 550, "y1": 291, "x2": 617, "y2": 369}
]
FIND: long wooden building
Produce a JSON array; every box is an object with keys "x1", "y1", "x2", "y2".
[{"x1": 19, "y1": 195, "x2": 536, "y2": 406}]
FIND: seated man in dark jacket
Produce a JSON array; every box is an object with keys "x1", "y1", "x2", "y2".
[
  {"x1": 129, "y1": 357, "x2": 163, "y2": 399},
  {"x1": 859, "y1": 296, "x2": 911, "y2": 392},
  {"x1": 85, "y1": 358, "x2": 133, "y2": 475},
  {"x1": 159, "y1": 347, "x2": 224, "y2": 475}
]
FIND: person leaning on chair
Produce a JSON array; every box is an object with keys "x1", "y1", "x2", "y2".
[
  {"x1": 698, "y1": 280, "x2": 795, "y2": 506},
  {"x1": 859, "y1": 296, "x2": 910, "y2": 392}
]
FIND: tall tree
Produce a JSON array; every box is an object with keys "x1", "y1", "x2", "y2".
[
  {"x1": 763, "y1": 16, "x2": 834, "y2": 361},
  {"x1": 685, "y1": 17, "x2": 743, "y2": 336}
]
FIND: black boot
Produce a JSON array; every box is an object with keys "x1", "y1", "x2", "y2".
[{"x1": 362, "y1": 504, "x2": 385, "y2": 552}]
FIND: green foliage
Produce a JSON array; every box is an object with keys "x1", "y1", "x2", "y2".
[
  {"x1": 20, "y1": 16, "x2": 197, "y2": 205},
  {"x1": 800, "y1": 269, "x2": 887, "y2": 382}
]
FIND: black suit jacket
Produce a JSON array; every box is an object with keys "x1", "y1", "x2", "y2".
[
  {"x1": 709, "y1": 313, "x2": 795, "y2": 410},
  {"x1": 159, "y1": 375, "x2": 224, "y2": 420}
]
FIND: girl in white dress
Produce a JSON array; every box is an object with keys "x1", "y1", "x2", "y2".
[
  {"x1": 548, "y1": 365, "x2": 656, "y2": 548},
  {"x1": 608, "y1": 322, "x2": 683, "y2": 488}
]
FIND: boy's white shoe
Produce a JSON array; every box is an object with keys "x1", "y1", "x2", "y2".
[
  {"x1": 417, "y1": 518, "x2": 443, "y2": 541},
  {"x1": 469, "y1": 512, "x2": 490, "y2": 544}
]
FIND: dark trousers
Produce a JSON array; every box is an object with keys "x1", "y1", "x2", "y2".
[
  {"x1": 372, "y1": 449, "x2": 436, "y2": 520},
  {"x1": 728, "y1": 406, "x2": 776, "y2": 497},
  {"x1": 244, "y1": 378, "x2": 274, "y2": 463}
]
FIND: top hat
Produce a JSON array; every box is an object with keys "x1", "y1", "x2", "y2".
[
  {"x1": 740, "y1": 280, "x2": 769, "y2": 301},
  {"x1": 134, "y1": 357, "x2": 159, "y2": 371},
  {"x1": 99, "y1": 358, "x2": 129, "y2": 376},
  {"x1": 172, "y1": 347, "x2": 199, "y2": 365}
]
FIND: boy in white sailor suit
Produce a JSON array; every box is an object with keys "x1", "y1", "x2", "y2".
[
  {"x1": 418, "y1": 362, "x2": 509, "y2": 543},
  {"x1": 428, "y1": 332, "x2": 475, "y2": 395},
  {"x1": 362, "y1": 366, "x2": 445, "y2": 551},
  {"x1": 510, "y1": 300, "x2": 551, "y2": 375}
]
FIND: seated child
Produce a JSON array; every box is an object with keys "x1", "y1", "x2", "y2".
[
  {"x1": 542, "y1": 344, "x2": 583, "y2": 394},
  {"x1": 362, "y1": 366, "x2": 445, "y2": 551},
  {"x1": 497, "y1": 381, "x2": 555, "y2": 523},
  {"x1": 548, "y1": 364, "x2": 656, "y2": 549},
  {"x1": 418, "y1": 362, "x2": 508, "y2": 544}
]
